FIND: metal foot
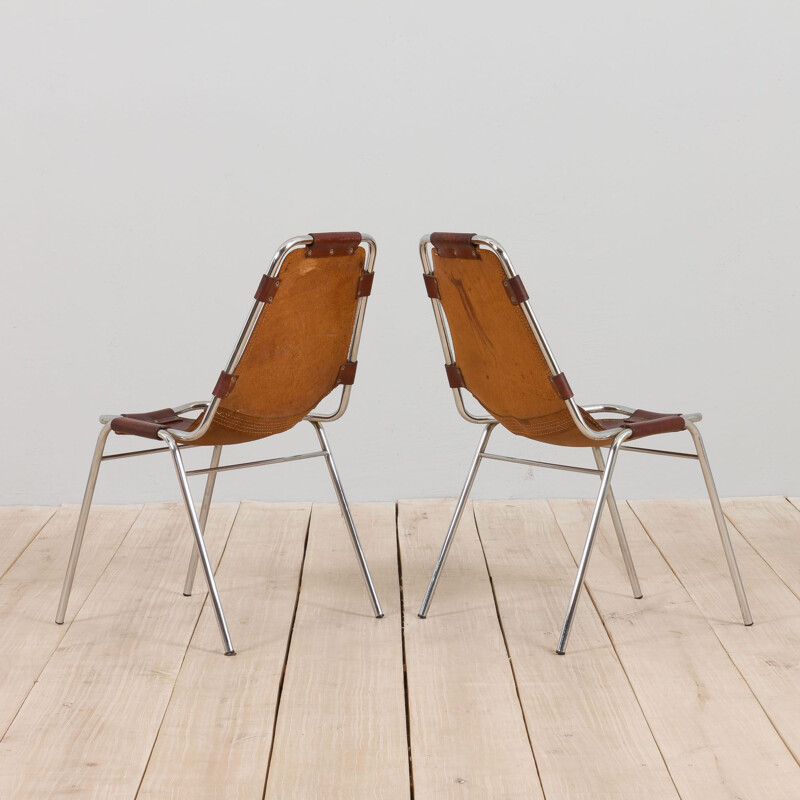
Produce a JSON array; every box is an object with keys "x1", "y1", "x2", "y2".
[
  {"x1": 162, "y1": 434, "x2": 235, "y2": 655},
  {"x1": 183, "y1": 445, "x2": 222, "y2": 596},
  {"x1": 310, "y1": 421, "x2": 384, "y2": 618},
  {"x1": 685, "y1": 421, "x2": 753, "y2": 626},
  {"x1": 56, "y1": 423, "x2": 112, "y2": 624},
  {"x1": 418, "y1": 423, "x2": 497, "y2": 618},
  {"x1": 557, "y1": 431, "x2": 631, "y2": 654},
  {"x1": 592, "y1": 448, "x2": 642, "y2": 599}
]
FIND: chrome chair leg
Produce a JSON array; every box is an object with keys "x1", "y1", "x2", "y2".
[
  {"x1": 309, "y1": 421, "x2": 384, "y2": 618},
  {"x1": 162, "y1": 435, "x2": 236, "y2": 655},
  {"x1": 55, "y1": 423, "x2": 113, "y2": 624},
  {"x1": 685, "y1": 421, "x2": 753, "y2": 626},
  {"x1": 183, "y1": 445, "x2": 222, "y2": 597},
  {"x1": 418, "y1": 422, "x2": 498, "y2": 618},
  {"x1": 558, "y1": 432, "x2": 631, "y2": 654},
  {"x1": 592, "y1": 448, "x2": 642, "y2": 599}
]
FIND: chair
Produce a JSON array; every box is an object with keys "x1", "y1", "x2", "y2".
[
  {"x1": 416, "y1": 232, "x2": 752, "y2": 654},
  {"x1": 56, "y1": 232, "x2": 383, "y2": 655}
]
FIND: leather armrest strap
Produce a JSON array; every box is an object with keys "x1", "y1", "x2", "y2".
[
  {"x1": 110, "y1": 408, "x2": 196, "y2": 440},
  {"x1": 622, "y1": 410, "x2": 686, "y2": 440}
]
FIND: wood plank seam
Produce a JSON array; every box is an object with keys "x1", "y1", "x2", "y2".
[
  {"x1": 0, "y1": 507, "x2": 57, "y2": 582},
  {"x1": 395, "y1": 501, "x2": 416, "y2": 800},
  {"x1": 471, "y1": 506, "x2": 546, "y2": 796},
  {"x1": 133, "y1": 502, "x2": 242, "y2": 799},
  {"x1": 631, "y1": 499, "x2": 800, "y2": 771},
  {"x1": 259, "y1": 504, "x2": 313, "y2": 800},
  {"x1": 0, "y1": 504, "x2": 144, "y2": 744},
  {"x1": 547, "y1": 499, "x2": 684, "y2": 799},
  {"x1": 721, "y1": 497, "x2": 800, "y2": 607}
]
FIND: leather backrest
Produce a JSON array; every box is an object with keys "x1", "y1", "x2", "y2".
[
  {"x1": 198, "y1": 240, "x2": 366, "y2": 444},
  {"x1": 431, "y1": 242, "x2": 587, "y2": 443}
]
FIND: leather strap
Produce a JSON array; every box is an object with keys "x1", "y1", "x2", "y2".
[
  {"x1": 430, "y1": 232, "x2": 478, "y2": 260},
  {"x1": 254, "y1": 275, "x2": 281, "y2": 304},
  {"x1": 549, "y1": 372, "x2": 574, "y2": 401},
  {"x1": 445, "y1": 363, "x2": 466, "y2": 388},
  {"x1": 307, "y1": 232, "x2": 362, "y2": 258},
  {"x1": 335, "y1": 361, "x2": 358, "y2": 385},
  {"x1": 356, "y1": 271, "x2": 374, "y2": 298},
  {"x1": 212, "y1": 371, "x2": 238, "y2": 399},
  {"x1": 423, "y1": 273, "x2": 441, "y2": 299},
  {"x1": 503, "y1": 275, "x2": 529, "y2": 305}
]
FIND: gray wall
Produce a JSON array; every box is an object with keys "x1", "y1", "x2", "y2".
[{"x1": 2, "y1": 2, "x2": 798, "y2": 504}]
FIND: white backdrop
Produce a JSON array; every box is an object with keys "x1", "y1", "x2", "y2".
[{"x1": 1, "y1": 2, "x2": 798, "y2": 505}]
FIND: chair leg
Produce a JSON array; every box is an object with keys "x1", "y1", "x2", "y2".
[
  {"x1": 183, "y1": 445, "x2": 222, "y2": 597},
  {"x1": 685, "y1": 421, "x2": 753, "y2": 626},
  {"x1": 309, "y1": 421, "x2": 384, "y2": 618},
  {"x1": 55, "y1": 423, "x2": 112, "y2": 624},
  {"x1": 163, "y1": 436, "x2": 236, "y2": 655},
  {"x1": 558, "y1": 433, "x2": 630, "y2": 655},
  {"x1": 418, "y1": 422, "x2": 498, "y2": 619},
  {"x1": 592, "y1": 448, "x2": 642, "y2": 599}
]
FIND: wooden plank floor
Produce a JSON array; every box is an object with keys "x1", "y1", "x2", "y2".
[{"x1": 1, "y1": 498, "x2": 800, "y2": 798}]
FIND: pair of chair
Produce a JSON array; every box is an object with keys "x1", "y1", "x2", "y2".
[{"x1": 56, "y1": 231, "x2": 752, "y2": 656}]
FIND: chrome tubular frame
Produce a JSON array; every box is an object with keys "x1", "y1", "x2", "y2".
[
  {"x1": 685, "y1": 420, "x2": 752, "y2": 625},
  {"x1": 418, "y1": 422, "x2": 498, "y2": 618},
  {"x1": 55, "y1": 422, "x2": 112, "y2": 625},
  {"x1": 417, "y1": 234, "x2": 752, "y2": 654},
  {"x1": 557, "y1": 429, "x2": 632, "y2": 653},
  {"x1": 162, "y1": 433, "x2": 235, "y2": 655},
  {"x1": 55, "y1": 235, "x2": 383, "y2": 655},
  {"x1": 310, "y1": 421, "x2": 383, "y2": 617},
  {"x1": 593, "y1": 447, "x2": 642, "y2": 600},
  {"x1": 183, "y1": 444, "x2": 222, "y2": 597}
]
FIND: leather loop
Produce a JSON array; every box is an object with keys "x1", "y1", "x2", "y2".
[
  {"x1": 356, "y1": 271, "x2": 374, "y2": 298},
  {"x1": 430, "y1": 232, "x2": 479, "y2": 260},
  {"x1": 335, "y1": 361, "x2": 358, "y2": 385},
  {"x1": 307, "y1": 232, "x2": 362, "y2": 258},
  {"x1": 445, "y1": 363, "x2": 466, "y2": 389},
  {"x1": 549, "y1": 372, "x2": 574, "y2": 401},
  {"x1": 503, "y1": 275, "x2": 529, "y2": 305},
  {"x1": 423, "y1": 273, "x2": 441, "y2": 299},
  {"x1": 212, "y1": 371, "x2": 238, "y2": 399},
  {"x1": 254, "y1": 275, "x2": 281, "y2": 304}
]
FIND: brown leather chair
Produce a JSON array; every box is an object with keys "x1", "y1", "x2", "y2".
[
  {"x1": 56, "y1": 232, "x2": 383, "y2": 655},
  {"x1": 417, "y1": 232, "x2": 752, "y2": 654}
]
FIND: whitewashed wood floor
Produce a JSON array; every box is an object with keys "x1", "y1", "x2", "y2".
[{"x1": 1, "y1": 497, "x2": 800, "y2": 799}]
